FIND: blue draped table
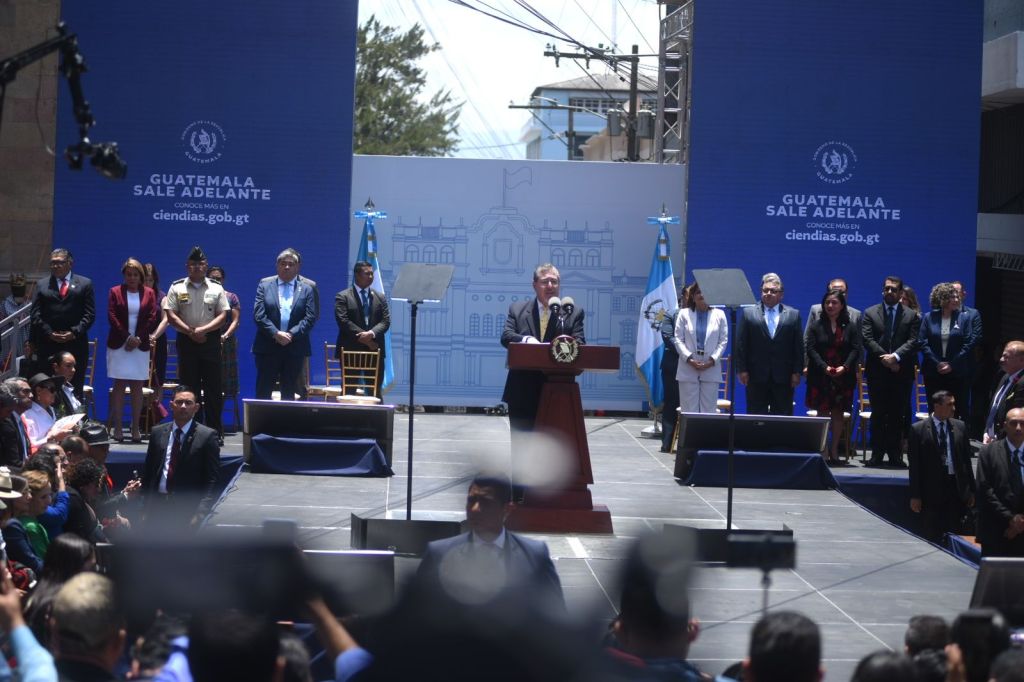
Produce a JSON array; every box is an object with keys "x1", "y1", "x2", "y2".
[
  {"x1": 249, "y1": 434, "x2": 393, "y2": 476},
  {"x1": 684, "y1": 450, "x2": 838, "y2": 489},
  {"x1": 106, "y1": 449, "x2": 244, "y2": 489}
]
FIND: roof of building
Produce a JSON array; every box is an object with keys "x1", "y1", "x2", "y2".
[{"x1": 531, "y1": 73, "x2": 655, "y2": 96}]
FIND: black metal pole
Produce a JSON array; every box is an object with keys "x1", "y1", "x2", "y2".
[
  {"x1": 406, "y1": 301, "x2": 418, "y2": 520},
  {"x1": 726, "y1": 306, "x2": 738, "y2": 530}
]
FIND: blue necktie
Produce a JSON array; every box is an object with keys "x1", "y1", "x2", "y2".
[
  {"x1": 361, "y1": 289, "x2": 370, "y2": 321},
  {"x1": 766, "y1": 306, "x2": 777, "y2": 338}
]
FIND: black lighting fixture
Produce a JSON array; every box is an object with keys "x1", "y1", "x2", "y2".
[{"x1": 0, "y1": 22, "x2": 126, "y2": 180}]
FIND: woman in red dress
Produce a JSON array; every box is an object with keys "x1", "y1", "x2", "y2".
[{"x1": 805, "y1": 289, "x2": 862, "y2": 464}]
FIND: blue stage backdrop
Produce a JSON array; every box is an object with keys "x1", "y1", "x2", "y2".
[
  {"x1": 52, "y1": 2, "x2": 358, "y2": 419},
  {"x1": 685, "y1": 0, "x2": 983, "y2": 412}
]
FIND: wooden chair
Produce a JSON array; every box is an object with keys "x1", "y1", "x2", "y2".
[
  {"x1": 337, "y1": 348, "x2": 382, "y2": 405},
  {"x1": 160, "y1": 339, "x2": 180, "y2": 404},
  {"x1": 914, "y1": 367, "x2": 929, "y2": 421},
  {"x1": 81, "y1": 339, "x2": 98, "y2": 418},
  {"x1": 856, "y1": 365, "x2": 871, "y2": 459},
  {"x1": 307, "y1": 343, "x2": 342, "y2": 401}
]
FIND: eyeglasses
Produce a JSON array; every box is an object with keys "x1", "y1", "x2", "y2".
[
  {"x1": 50, "y1": 260, "x2": 68, "y2": 267},
  {"x1": 536, "y1": 278, "x2": 559, "y2": 286},
  {"x1": 883, "y1": 286, "x2": 900, "y2": 292},
  {"x1": 761, "y1": 288, "x2": 780, "y2": 295},
  {"x1": 172, "y1": 399, "x2": 196, "y2": 407}
]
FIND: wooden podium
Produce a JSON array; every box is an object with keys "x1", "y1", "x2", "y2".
[{"x1": 505, "y1": 342, "x2": 619, "y2": 534}]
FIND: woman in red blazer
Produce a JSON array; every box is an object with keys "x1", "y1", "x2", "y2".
[{"x1": 106, "y1": 258, "x2": 160, "y2": 442}]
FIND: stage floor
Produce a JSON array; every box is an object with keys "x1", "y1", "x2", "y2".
[{"x1": 204, "y1": 413, "x2": 977, "y2": 680}]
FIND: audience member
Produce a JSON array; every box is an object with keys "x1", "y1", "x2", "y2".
[
  {"x1": 0, "y1": 378, "x2": 32, "y2": 469},
  {"x1": 106, "y1": 257, "x2": 160, "y2": 443},
  {"x1": 948, "y1": 609, "x2": 1010, "y2": 682},
  {"x1": 0, "y1": 565, "x2": 57, "y2": 681},
  {"x1": 50, "y1": 572, "x2": 126, "y2": 682},
  {"x1": 2, "y1": 273, "x2": 30, "y2": 367},
  {"x1": 24, "y1": 533, "x2": 96, "y2": 645},
  {"x1": 988, "y1": 648, "x2": 1024, "y2": 682},
  {"x1": 59, "y1": 435, "x2": 88, "y2": 466},
  {"x1": 23, "y1": 373, "x2": 73, "y2": 452},
  {"x1": 904, "y1": 614, "x2": 949, "y2": 656},
  {"x1": 910, "y1": 648, "x2": 946, "y2": 682},
  {"x1": 850, "y1": 650, "x2": 916, "y2": 682},
  {"x1": 29, "y1": 248, "x2": 95, "y2": 395},
  {"x1": 49, "y1": 351, "x2": 84, "y2": 418},
  {"x1": 279, "y1": 631, "x2": 314, "y2": 682},
  {"x1": 64, "y1": 458, "x2": 108, "y2": 544},
  {"x1": 862, "y1": 276, "x2": 921, "y2": 467},
  {"x1": 605, "y1": 533, "x2": 708, "y2": 681},
  {"x1": 735, "y1": 273, "x2": 804, "y2": 415},
  {"x1": 0, "y1": 467, "x2": 42, "y2": 573},
  {"x1": 205, "y1": 265, "x2": 240, "y2": 422},
  {"x1": 21, "y1": 470, "x2": 54, "y2": 558},
  {"x1": 25, "y1": 444, "x2": 70, "y2": 540},
  {"x1": 187, "y1": 610, "x2": 283, "y2": 682},
  {"x1": 127, "y1": 614, "x2": 187, "y2": 681},
  {"x1": 743, "y1": 611, "x2": 821, "y2": 682}
]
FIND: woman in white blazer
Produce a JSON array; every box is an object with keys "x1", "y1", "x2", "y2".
[{"x1": 673, "y1": 282, "x2": 729, "y2": 414}]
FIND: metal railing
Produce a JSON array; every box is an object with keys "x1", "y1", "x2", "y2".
[{"x1": 0, "y1": 301, "x2": 31, "y2": 380}]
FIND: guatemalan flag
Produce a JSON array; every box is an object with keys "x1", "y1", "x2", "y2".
[
  {"x1": 355, "y1": 207, "x2": 395, "y2": 393},
  {"x1": 634, "y1": 222, "x2": 677, "y2": 410}
]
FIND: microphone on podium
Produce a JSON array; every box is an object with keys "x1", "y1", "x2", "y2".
[
  {"x1": 560, "y1": 296, "x2": 575, "y2": 318},
  {"x1": 547, "y1": 297, "x2": 562, "y2": 339}
]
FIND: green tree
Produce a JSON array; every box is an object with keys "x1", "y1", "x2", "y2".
[{"x1": 354, "y1": 16, "x2": 462, "y2": 156}]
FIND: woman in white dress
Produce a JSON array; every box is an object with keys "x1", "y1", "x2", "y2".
[
  {"x1": 673, "y1": 282, "x2": 729, "y2": 414},
  {"x1": 106, "y1": 258, "x2": 160, "y2": 442}
]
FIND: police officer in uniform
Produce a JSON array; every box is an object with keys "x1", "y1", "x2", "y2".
[{"x1": 162, "y1": 246, "x2": 230, "y2": 444}]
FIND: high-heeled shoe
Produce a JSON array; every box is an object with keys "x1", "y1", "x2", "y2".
[
  {"x1": 130, "y1": 429, "x2": 143, "y2": 443},
  {"x1": 111, "y1": 427, "x2": 125, "y2": 443}
]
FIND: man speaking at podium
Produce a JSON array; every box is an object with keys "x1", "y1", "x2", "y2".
[{"x1": 500, "y1": 264, "x2": 585, "y2": 432}]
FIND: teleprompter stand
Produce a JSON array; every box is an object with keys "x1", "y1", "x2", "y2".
[{"x1": 350, "y1": 263, "x2": 459, "y2": 555}]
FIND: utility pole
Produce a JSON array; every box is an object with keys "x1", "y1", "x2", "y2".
[
  {"x1": 627, "y1": 44, "x2": 639, "y2": 162},
  {"x1": 542, "y1": 44, "x2": 642, "y2": 161}
]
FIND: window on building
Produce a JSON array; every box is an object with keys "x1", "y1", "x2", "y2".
[
  {"x1": 620, "y1": 321, "x2": 636, "y2": 345},
  {"x1": 469, "y1": 313, "x2": 480, "y2": 336},
  {"x1": 620, "y1": 352, "x2": 635, "y2": 379},
  {"x1": 440, "y1": 246, "x2": 454, "y2": 263},
  {"x1": 568, "y1": 250, "x2": 582, "y2": 267},
  {"x1": 423, "y1": 245, "x2": 437, "y2": 263},
  {"x1": 482, "y1": 314, "x2": 494, "y2": 338},
  {"x1": 405, "y1": 245, "x2": 419, "y2": 262},
  {"x1": 586, "y1": 249, "x2": 600, "y2": 267},
  {"x1": 551, "y1": 249, "x2": 565, "y2": 267},
  {"x1": 613, "y1": 297, "x2": 622, "y2": 313}
]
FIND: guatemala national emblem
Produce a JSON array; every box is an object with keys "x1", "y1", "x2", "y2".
[
  {"x1": 550, "y1": 335, "x2": 581, "y2": 364},
  {"x1": 813, "y1": 141, "x2": 857, "y2": 184},
  {"x1": 182, "y1": 120, "x2": 226, "y2": 164}
]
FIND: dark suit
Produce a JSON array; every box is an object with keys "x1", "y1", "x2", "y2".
[
  {"x1": 862, "y1": 302, "x2": 921, "y2": 465},
  {"x1": 660, "y1": 309, "x2": 681, "y2": 451},
  {"x1": 0, "y1": 413, "x2": 29, "y2": 470},
  {"x1": 735, "y1": 303, "x2": 803, "y2": 415},
  {"x1": 252, "y1": 277, "x2": 318, "y2": 400},
  {"x1": 64, "y1": 486, "x2": 108, "y2": 544},
  {"x1": 985, "y1": 370, "x2": 1024, "y2": 441},
  {"x1": 416, "y1": 531, "x2": 564, "y2": 606},
  {"x1": 334, "y1": 286, "x2": 391, "y2": 396},
  {"x1": 919, "y1": 309, "x2": 975, "y2": 418},
  {"x1": 29, "y1": 273, "x2": 95, "y2": 395},
  {"x1": 500, "y1": 298, "x2": 586, "y2": 430},
  {"x1": 908, "y1": 417, "x2": 975, "y2": 542},
  {"x1": 142, "y1": 420, "x2": 221, "y2": 524},
  {"x1": 975, "y1": 439, "x2": 1024, "y2": 557}
]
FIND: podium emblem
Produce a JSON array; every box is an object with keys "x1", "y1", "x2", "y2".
[{"x1": 550, "y1": 335, "x2": 581, "y2": 364}]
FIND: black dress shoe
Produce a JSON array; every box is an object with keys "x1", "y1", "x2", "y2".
[
  {"x1": 217, "y1": 436, "x2": 225, "y2": 447},
  {"x1": 866, "y1": 458, "x2": 885, "y2": 467}
]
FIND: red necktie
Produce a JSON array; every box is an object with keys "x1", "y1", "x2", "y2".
[
  {"x1": 167, "y1": 427, "x2": 182, "y2": 490},
  {"x1": 59, "y1": 278, "x2": 68, "y2": 298}
]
